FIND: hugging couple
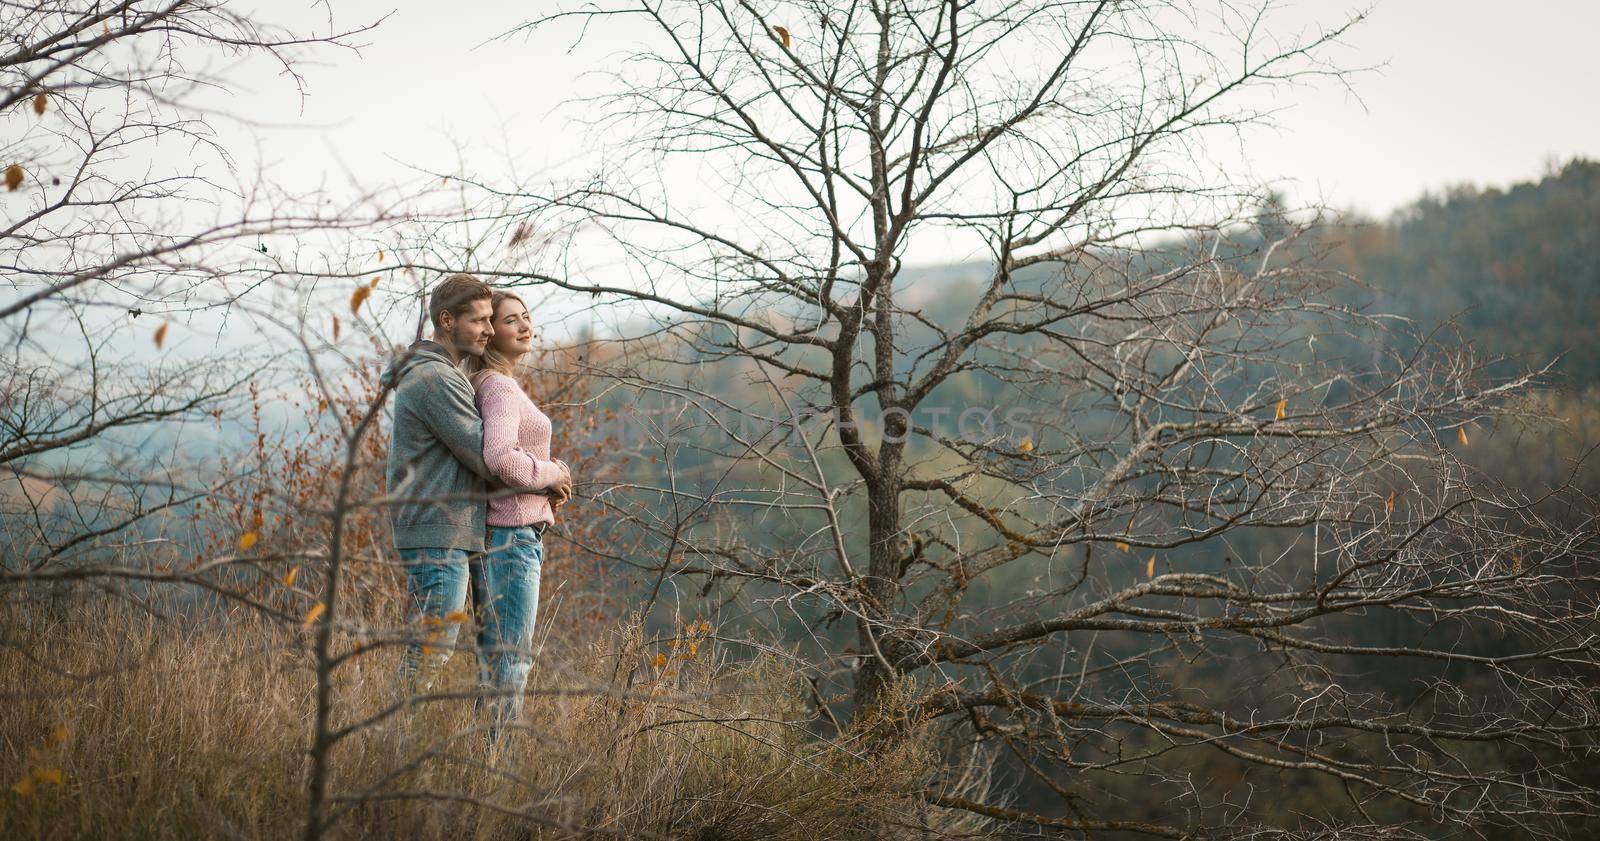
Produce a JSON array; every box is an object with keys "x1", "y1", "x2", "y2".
[{"x1": 379, "y1": 273, "x2": 575, "y2": 741}]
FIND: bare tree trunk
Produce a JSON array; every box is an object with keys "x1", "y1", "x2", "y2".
[{"x1": 854, "y1": 471, "x2": 902, "y2": 722}]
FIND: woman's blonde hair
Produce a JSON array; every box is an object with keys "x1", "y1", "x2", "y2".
[{"x1": 468, "y1": 290, "x2": 528, "y2": 389}]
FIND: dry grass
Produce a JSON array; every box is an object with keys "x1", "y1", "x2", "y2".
[{"x1": 0, "y1": 595, "x2": 949, "y2": 840}]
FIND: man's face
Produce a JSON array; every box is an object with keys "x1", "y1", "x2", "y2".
[{"x1": 445, "y1": 298, "x2": 495, "y2": 358}]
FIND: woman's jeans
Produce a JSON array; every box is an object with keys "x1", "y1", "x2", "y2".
[
  {"x1": 472, "y1": 525, "x2": 544, "y2": 739},
  {"x1": 395, "y1": 526, "x2": 543, "y2": 742}
]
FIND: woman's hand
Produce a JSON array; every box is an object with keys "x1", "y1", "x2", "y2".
[{"x1": 548, "y1": 459, "x2": 574, "y2": 506}]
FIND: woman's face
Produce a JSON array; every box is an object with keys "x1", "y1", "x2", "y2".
[{"x1": 489, "y1": 297, "x2": 534, "y2": 357}]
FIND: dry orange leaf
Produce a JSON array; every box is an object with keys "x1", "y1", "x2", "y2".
[
  {"x1": 283, "y1": 566, "x2": 299, "y2": 587},
  {"x1": 331, "y1": 315, "x2": 341, "y2": 342},
  {"x1": 1018, "y1": 438, "x2": 1034, "y2": 454},
  {"x1": 12, "y1": 775, "x2": 34, "y2": 798},
  {"x1": 368, "y1": 275, "x2": 380, "y2": 289},
  {"x1": 1146, "y1": 555, "x2": 1156, "y2": 578},
  {"x1": 153, "y1": 323, "x2": 168, "y2": 349},
  {"x1": 444, "y1": 610, "x2": 470, "y2": 624},
  {"x1": 238, "y1": 530, "x2": 258, "y2": 550},
  {"x1": 509, "y1": 221, "x2": 532, "y2": 248},
  {"x1": 1457, "y1": 426, "x2": 1469, "y2": 446},
  {"x1": 650, "y1": 652, "x2": 668, "y2": 668},
  {"x1": 32, "y1": 93, "x2": 46, "y2": 117},
  {"x1": 48, "y1": 726, "x2": 69, "y2": 747},
  {"x1": 31, "y1": 768, "x2": 62, "y2": 786},
  {"x1": 350, "y1": 285, "x2": 372, "y2": 315},
  {"x1": 377, "y1": 249, "x2": 385, "y2": 262},
  {"x1": 1274, "y1": 398, "x2": 1287, "y2": 421},
  {"x1": 4, "y1": 164, "x2": 22, "y2": 191},
  {"x1": 1115, "y1": 541, "x2": 1130, "y2": 553},
  {"x1": 1385, "y1": 490, "x2": 1395, "y2": 514},
  {"x1": 303, "y1": 603, "x2": 326, "y2": 627},
  {"x1": 773, "y1": 25, "x2": 791, "y2": 47}
]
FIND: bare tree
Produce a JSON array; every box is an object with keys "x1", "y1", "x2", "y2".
[
  {"x1": 1, "y1": 1, "x2": 386, "y2": 568},
  {"x1": 0, "y1": 2, "x2": 395, "y2": 829},
  {"x1": 470, "y1": 0, "x2": 1600, "y2": 836}
]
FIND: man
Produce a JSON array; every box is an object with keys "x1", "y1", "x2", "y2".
[{"x1": 379, "y1": 273, "x2": 569, "y2": 694}]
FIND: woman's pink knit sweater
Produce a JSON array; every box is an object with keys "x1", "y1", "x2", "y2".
[{"x1": 475, "y1": 372, "x2": 563, "y2": 528}]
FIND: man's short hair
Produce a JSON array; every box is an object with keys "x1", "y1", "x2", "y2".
[{"x1": 428, "y1": 273, "x2": 493, "y2": 330}]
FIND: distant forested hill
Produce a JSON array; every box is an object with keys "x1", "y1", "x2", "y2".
[
  {"x1": 598, "y1": 158, "x2": 1600, "y2": 488},
  {"x1": 1329, "y1": 158, "x2": 1600, "y2": 386}
]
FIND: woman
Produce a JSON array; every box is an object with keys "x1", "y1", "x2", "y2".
[{"x1": 468, "y1": 289, "x2": 573, "y2": 741}]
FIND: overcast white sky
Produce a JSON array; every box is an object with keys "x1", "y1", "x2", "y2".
[{"x1": 228, "y1": 0, "x2": 1600, "y2": 223}]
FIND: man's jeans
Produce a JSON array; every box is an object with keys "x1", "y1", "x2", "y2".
[
  {"x1": 395, "y1": 528, "x2": 543, "y2": 742},
  {"x1": 396, "y1": 547, "x2": 471, "y2": 694}
]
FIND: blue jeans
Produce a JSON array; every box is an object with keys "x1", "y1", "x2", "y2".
[
  {"x1": 472, "y1": 525, "x2": 544, "y2": 740},
  {"x1": 396, "y1": 547, "x2": 471, "y2": 693}
]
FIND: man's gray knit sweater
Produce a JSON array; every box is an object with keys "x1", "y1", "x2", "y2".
[{"x1": 381, "y1": 340, "x2": 493, "y2": 553}]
